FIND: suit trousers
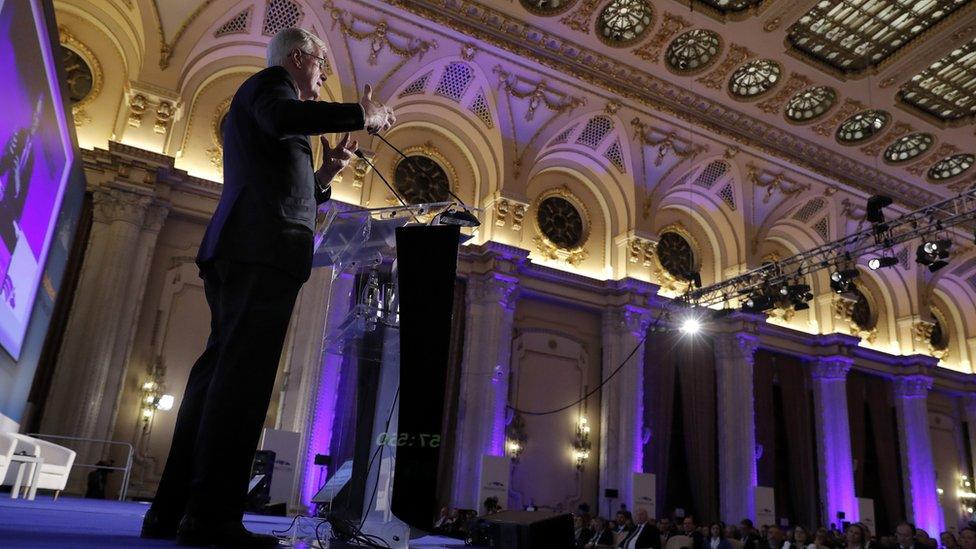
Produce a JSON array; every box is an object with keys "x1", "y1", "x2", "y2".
[{"x1": 149, "y1": 259, "x2": 304, "y2": 522}]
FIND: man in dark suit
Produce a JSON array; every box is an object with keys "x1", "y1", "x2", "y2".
[
  {"x1": 141, "y1": 27, "x2": 395, "y2": 547},
  {"x1": 620, "y1": 509, "x2": 662, "y2": 549}
]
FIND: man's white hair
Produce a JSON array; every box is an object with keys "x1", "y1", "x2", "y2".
[{"x1": 266, "y1": 27, "x2": 326, "y2": 67}]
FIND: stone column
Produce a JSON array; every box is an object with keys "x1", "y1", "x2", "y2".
[
  {"x1": 599, "y1": 305, "x2": 651, "y2": 518},
  {"x1": 451, "y1": 270, "x2": 519, "y2": 509},
  {"x1": 714, "y1": 331, "x2": 760, "y2": 523},
  {"x1": 893, "y1": 375, "x2": 942, "y2": 535},
  {"x1": 42, "y1": 187, "x2": 169, "y2": 461},
  {"x1": 965, "y1": 396, "x2": 976, "y2": 481},
  {"x1": 810, "y1": 356, "x2": 857, "y2": 524}
]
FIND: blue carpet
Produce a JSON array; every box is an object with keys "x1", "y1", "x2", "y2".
[{"x1": 0, "y1": 495, "x2": 466, "y2": 548}]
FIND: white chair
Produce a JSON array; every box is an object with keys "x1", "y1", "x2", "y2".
[
  {"x1": 2, "y1": 434, "x2": 76, "y2": 499},
  {"x1": 666, "y1": 534, "x2": 694, "y2": 549},
  {"x1": 0, "y1": 432, "x2": 17, "y2": 486}
]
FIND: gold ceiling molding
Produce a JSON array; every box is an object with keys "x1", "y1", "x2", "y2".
[
  {"x1": 327, "y1": 1, "x2": 436, "y2": 66},
  {"x1": 811, "y1": 98, "x2": 865, "y2": 138},
  {"x1": 906, "y1": 143, "x2": 960, "y2": 178},
  {"x1": 377, "y1": 0, "x2": 945, "y2": 210},
  {"x1": 177, "y1": 71, "x2": 254, "y2": 157},
  {"x1": 494, "y1": 64, "x2": 585, "y2": 178},
  {"x1": 631, "y1": 117, "x2": 706, "y2": 168},
  {"x1": 58, "y1": 25, "x2": 104, "y2": 125},
  {"x1": 756, "y1": 72, "x2": 811, "y2": 115},
  {"x1": 696, "y1": 43, "x2": 753, "y2": 91},
  {"x1": 860, "y1": 121, "x2": 914, "y2": 158},
  {"x1": 632, "y1": 12, "x2": 691, "y2": 64},
  {"x1": 150, "y1": 0, "x2": 218, "y2": 69},
  {"x1": 560, "y1": 0, "x2": 601, "y2": 34},
  {"x1": 747, "y1": 162, "x2": 811, "y2": 203}
]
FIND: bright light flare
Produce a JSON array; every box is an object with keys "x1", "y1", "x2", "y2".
[{"x1": 680, "y1": 318, "x2": 702, "y2": 335}]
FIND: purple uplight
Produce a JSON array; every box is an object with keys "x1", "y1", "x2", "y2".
[{"x1": 301, "y1": 351, "x2": 344, "y2": 510}]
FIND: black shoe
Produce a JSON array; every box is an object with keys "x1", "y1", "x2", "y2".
[
  {"x1": 176, "y1": 515, "x2": 279, "y2": 547},
  {"x1": 140, "y1": 508, "x2": 180, "y2": 539}
]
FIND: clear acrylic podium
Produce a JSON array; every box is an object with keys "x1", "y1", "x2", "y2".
[{"x1": 311, "y1": 201, "x2": 465, "y2": 548}]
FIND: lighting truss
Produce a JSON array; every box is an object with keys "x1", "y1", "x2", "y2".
[{"x1": 682, "y1": 187, "x2": 976, "y2": 308}]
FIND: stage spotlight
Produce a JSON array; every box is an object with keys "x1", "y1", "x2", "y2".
[
  {"x1": 784, "y1": 283, "x2": 813, "y2": 311},
  {"x1": 829, "y1": 268, "x2": 858, "y2": 294},
  {"x1": 866, "y1": 195, "x2": 892, "y2": 224},
  {"x1": 868, "y1": 256, "x2": 899, "y2": 270},
  {"x1": 916, "y1": 238, "x2": 951, "y2": 272},
  {"x1": 680, "y1": 318, "x2": 701, "y2": 335},
  {"x1": 743, "y1": 293, "x2": 774, "y2": 312}
]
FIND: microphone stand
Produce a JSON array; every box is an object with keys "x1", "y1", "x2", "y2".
[
  {"x1": 371, "y1": 133, "x2": 480, "y2": 227},
  {"x1": 353, "y1": 149, "x2": 421, "y2": 225}
]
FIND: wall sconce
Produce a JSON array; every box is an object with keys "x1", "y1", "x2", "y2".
[
  {"x1": 959, "y1": 474, "x2": 976, "y2": 515},
  {"x1": 505, "y1": 411, "x2": 527, "y2": 464},
  {"x1": 140, "y1": 359, "x2": 174, "y2": 432},
  {"x1": 572, "y1": 415, "x2": 592, "y2": 471}
]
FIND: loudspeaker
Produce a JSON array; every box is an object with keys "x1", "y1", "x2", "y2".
[
  {"x1": 246, "y1": 450, "x2": 275, "y2": 512},
  {"x1": 482, "y1": 510, "x2": 574, "y2": 549}
]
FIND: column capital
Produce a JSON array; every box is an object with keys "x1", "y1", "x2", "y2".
[
  {"x1": 963, "y1": 394, "x2": 976, "y2": 418},
  {"x1": 714, "y1": 332, "x2": 760, "y2": 364},
  {"x1": 467, "y1": 271, "x2": 519, "y2": 310},
  {"x1": 893, "y1": 375, "x2": 933, "y2": 399},
  {"x1": 603, "y1": 305, "x2": 653, "y2": 338},
  {"x1": 810, "y1": 356, "x2": 853, "y2": 380},
  {"x1": 92, "y1": 187, "x2": 153, "y2": 225}
]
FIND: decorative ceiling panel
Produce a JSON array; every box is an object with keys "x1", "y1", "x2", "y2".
[
  {"x1": 786, "y1": 0, "x2": 970, "y2": 75},
  {"x1": 898, "y1": 37, "x2": 976, "y2": 124}
]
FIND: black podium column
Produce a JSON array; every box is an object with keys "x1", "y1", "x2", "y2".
[{"x1": 392, "y1": 225, "x2": 460, "y2": 528}]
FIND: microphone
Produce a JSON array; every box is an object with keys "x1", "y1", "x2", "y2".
[
  {"x1": 353, "y1": 149, "x2": 420, "y2": 225},
  {"x1": 371, "y1": 133, "x2": 481, "y2": 228}
]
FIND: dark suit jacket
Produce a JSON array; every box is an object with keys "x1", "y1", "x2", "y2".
[
  {"x1": 620, "y1": 523, "x2": 662, "y2": 549},
  {"x1": 588, "y1": 528, "x2": 614, "y2": 546},
  {"x1": 198, "y1": 65, "x2": 365, "y2": 279}
]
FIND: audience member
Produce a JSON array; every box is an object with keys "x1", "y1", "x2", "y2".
[
  {"x1": 768, "y1": 526, "x2": 788, "y2": 549},
  {"x1": 708, "y1": 522, "x2": 734, "y2": 549},
  {"x1": 585, "y1": 517, "x2": 615, "y2": 548},
  {"x1": 660, "y1": 517, "x2": 677, "y2": 544},
  {"x1": 958, "y1": 528, "x2": 976, "y2": 549},
  {"x1": 941, "y1": 532, "x2": 959, "y2": 549},
  {"x1": 846, "y1": 522, "x2": 870, "y2": 549},
  {"x1": 742, "y1": 519, "x2": 764, "y2": 549},
  {"x1": 786, "y1": 526, "x2": 816, "y2": 549},
  {"x1": 917, "y1": 530, "x2": 937, "y2": 549},
  {"x1": 619, "y1": 509, "x2": 661, "y2": 549},
  {"x1": 893, "y1": 522, "x2": 919, "y2": 549},
  {"x1": 575, "y1": 514, "x2": 593, "y2": 549},
  {"x1": 684, "y1": 516, "x2": 706, "y2": 549}
]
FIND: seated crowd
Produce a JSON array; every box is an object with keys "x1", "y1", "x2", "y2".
[{"x1": 430, "y1": 501, "x2": 976, "y2": 549}]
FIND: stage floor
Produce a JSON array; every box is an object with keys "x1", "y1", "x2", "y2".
[{"x1": 0, "y1": 495, "x2": 469, "y2": 548}]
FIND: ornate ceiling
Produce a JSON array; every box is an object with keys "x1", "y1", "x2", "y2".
[{"x1": 385, "y1": 0, "x2": 976, "y2": 207}]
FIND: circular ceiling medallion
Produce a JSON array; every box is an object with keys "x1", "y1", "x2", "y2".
[
  {"x1": 836, "y1": 110, "x2": 890, "y2": 144},
  {"x1": 883, "y1": 133, "x2": 933, "y2": 164},
  {"x1": 537, "y1": 195, "x2": 585, "y2": 249},
  {"x1": 597, "y1": 0, "x2": 653, "y2": 47},
  {"x1": 928, "y1": 153, "x2": 974, "y2": 182},
  {"x1": 666, "y1": 29, "x2": 721, "y2": 74},
  {"x1": 784, "y1": 86, "x2": 837, "y2": 123},
  {"x1": 394, "y1": 156, "x2": 451, "y2": 204},
  {"x1": 728, "y1": 59, "x2": 781, "y2": 99}
]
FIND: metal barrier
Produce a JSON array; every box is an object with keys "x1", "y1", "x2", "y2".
[{"x1": 27, "y1": 433, "x2": 134, "y2": 501}]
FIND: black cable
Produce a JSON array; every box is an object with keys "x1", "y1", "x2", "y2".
[
  {"x1": 359, "y1": 386, "x2": 400, "y2": 531},
  {"x1": 507, "y1": 306, "x2": 672, "y2": 416},
  {"x1": 353, "y1": 150, "x2": 421, "y2": 225},
  {"x1": 372, "y1": 132, "x2": 476, "y2": 215}
]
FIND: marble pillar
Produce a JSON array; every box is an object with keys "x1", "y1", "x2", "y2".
[
  {"x1": 598, "y1": 305, "x2": 651, "y2": 518},
  {"x1": 42, "y1": 187, "x2": 169, "y2": 464},
  {"x1": 893, "y1": 375, "x2": 942, "y2": 535},
  {"x1": 451, "y1": 270, "x2": 519, "y2": 510},
  {"x1": 714, "y1": 332, "x2": 760, "y2": 523},
  {"x1": 810, "y1": 356, "x2": 857, "y2": 524}
]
